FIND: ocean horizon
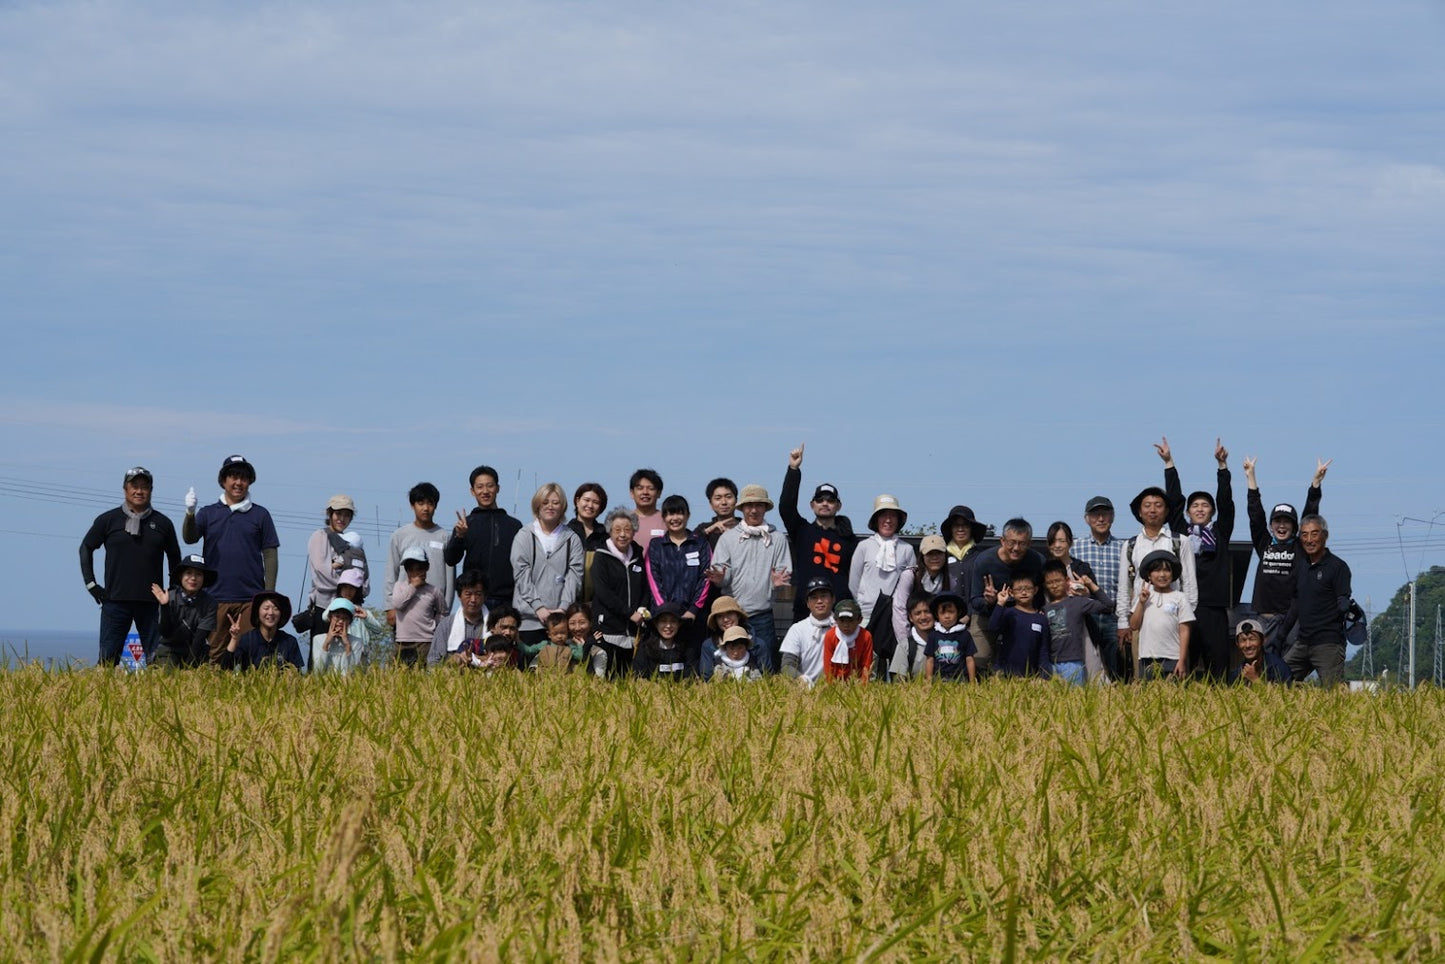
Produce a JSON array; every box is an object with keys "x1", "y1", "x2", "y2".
[{"x1": 1, "y1": 629, "x2": 96, "y2": 668}]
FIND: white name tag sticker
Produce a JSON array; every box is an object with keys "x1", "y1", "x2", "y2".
[
  {"x1": 685, "y1": 552, "x2": 700, "y2": 566},
  {"x1": 351, "y1": 561, "x2": 366, "y2": 570},
  {"x1": 428, "y1": 540, "x2": 444, "y2": 550},
  {"x1": 1031, "y1": 623, "x2": 1043, "y2": 633}
]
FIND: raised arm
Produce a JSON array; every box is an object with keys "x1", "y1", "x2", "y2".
[
  {"x1": 779, "y1": 444, "x2": 805, "y2": 536},
  {"x1": 1304, "y1": 458, "x2": 1329, "y2": 517},
  {"x1": 1243, "y1": 456, "x2": 1269, "y2": 553},
  {"x1": 1154, "y1": 436, "x2": 1186, "y2": 524},
  {"x1": 1214, "y1": 440, "x2": 1236, "y2": 543},
  {"x1": 181, "y1": 500, "x2": 201, "y2": 544},
  {"x1": 442, "y1": 510, "x2": 468, "y2": 566}
]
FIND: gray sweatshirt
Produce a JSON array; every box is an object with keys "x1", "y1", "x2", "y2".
[
  {"x1": 510, "y1": 525, "x2": 584, "y2": 633},
  {"x1": 711, "y1": 525, "x2": 792, "y2": 615}
]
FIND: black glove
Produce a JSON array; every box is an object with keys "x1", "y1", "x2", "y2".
[{"x1": 88, "y1": 585, "x2": 107, "y2": 605}]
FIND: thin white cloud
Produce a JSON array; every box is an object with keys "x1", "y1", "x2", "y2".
[{"x1": 0, "y1": 401, "x2": 341, "y2": 440}]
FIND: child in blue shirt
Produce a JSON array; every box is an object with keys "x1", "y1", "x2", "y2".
[
  {"x1": 989, "y1": 572, "x2": 1052, "y2": 679},
  {"x1": 924, "y1": 592, "x2": 976, "y2": 682}
]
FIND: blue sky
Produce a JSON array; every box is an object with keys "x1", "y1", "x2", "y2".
[{"x1": 3, "y1": 0, "x2": 1443, "y2": 633}]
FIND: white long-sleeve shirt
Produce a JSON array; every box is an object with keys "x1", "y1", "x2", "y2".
[{"x1": 849, "y1": 536, "x2": 917, "y2": 622}]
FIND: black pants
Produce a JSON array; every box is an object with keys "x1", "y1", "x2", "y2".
[
  {"x1": 395, "y1": 642, "x2": 427, "y2": 666},
  {"x1": 1190, "y1": 605, "x2": 1232, "y2": 681}
]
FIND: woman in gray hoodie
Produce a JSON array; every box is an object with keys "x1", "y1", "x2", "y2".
[{"x1": 510, "y1": 483, "x2": 585, "y2": 664}]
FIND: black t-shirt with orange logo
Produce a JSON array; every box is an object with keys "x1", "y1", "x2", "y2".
[{"x1": 779, "y1": 467, "x2": 856, "y2": 617}]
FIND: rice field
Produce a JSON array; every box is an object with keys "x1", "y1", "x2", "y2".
[{"x1": 2, "y1": 668, "x2": 1443, "y2": 961}]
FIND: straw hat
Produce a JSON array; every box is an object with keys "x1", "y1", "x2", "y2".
[
  {"x1": 868, "y1": 494, "x2": 908, "y2": 532},
  {"x1": 737, "y1": 484, "x2": 774, "y2": 511}
]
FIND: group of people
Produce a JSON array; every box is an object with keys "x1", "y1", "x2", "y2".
[{"x1": 77, "y1": 439, "x2": 1358, "y2": 685}]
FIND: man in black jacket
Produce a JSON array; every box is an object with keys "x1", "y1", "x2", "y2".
[
  {"x1": 79, "y1": 466, "x2": 181, "y2": 664},
  {"x1": 1160, "y1": 437, "x2": 1236, "y2": 681},
  {"x1": 444, "y1": 465, "x2": 523, "y2": 612},
  {"x1": 779, "y1": 443, "x2": 855, "y2": 622},
  {"x1": 1281, "y1": 516, "x2": 1351, "y2": 686}
]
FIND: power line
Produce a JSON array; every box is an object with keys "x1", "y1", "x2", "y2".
[{"x1": 0, "y1": 476, "x2": 402, "y2": 542}]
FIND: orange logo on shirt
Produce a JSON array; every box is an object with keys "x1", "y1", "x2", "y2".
[{"x1": 813, "y1": 537, "x2": 842, "y2": 573}]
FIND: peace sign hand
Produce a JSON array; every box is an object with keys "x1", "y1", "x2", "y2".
[
  {"x1": 1154, "y1": 436, "x2": 1173, "y2": 465},
  {"x1": 453, "y1": 510, "x2": 469, "y2": 536}
]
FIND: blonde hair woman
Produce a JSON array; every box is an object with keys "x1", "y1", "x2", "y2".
[{"x1": 509, "y1": 483, "x2": 584, "y2": 664}]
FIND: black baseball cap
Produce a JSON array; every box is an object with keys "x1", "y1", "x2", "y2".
[{"x1": 812, "y1": 483, "x2": 840, "y2": 502}]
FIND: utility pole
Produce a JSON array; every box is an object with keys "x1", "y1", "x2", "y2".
[
  {"x1": 1409, "y1": 580, "x2": 1417, "y2": 688},
  {"x1": 1435, "y1": 606, "x2": 1443, "y2": 688},
  {"x1": 1361, "y1": 597, "x2": 1375, "y2": 679}
]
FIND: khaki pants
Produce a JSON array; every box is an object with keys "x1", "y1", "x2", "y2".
[
  {"x1": 209, "y1": 601, "x2": 254, "y2": 664},
  {"x1": 969, "y1": 615, "x2": 994, "y2": 676}
]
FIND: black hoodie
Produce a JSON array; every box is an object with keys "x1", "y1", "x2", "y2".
[{"x1": 443, "y1": 506, "x2": 523, "y2": 601}]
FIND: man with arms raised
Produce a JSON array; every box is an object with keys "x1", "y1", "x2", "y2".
[
  {"x1": 1159, "y1": 437, "x2": 1236, "y2": 680},
  {"x1": 1244, "y1": 455, "x2": 1327, "y2": 654}
]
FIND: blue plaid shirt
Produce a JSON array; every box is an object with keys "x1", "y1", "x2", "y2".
[
  {"x1": 1073, "y1": 533, "x2": 1125, "y2": 643},
  {"x1": 1072, "y1": 534, "x2": 1124, "y2": 601}
]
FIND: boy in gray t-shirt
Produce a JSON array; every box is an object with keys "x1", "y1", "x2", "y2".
[{"x1": 386, "y1": 482, "x2": 455, "y2": 625}]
